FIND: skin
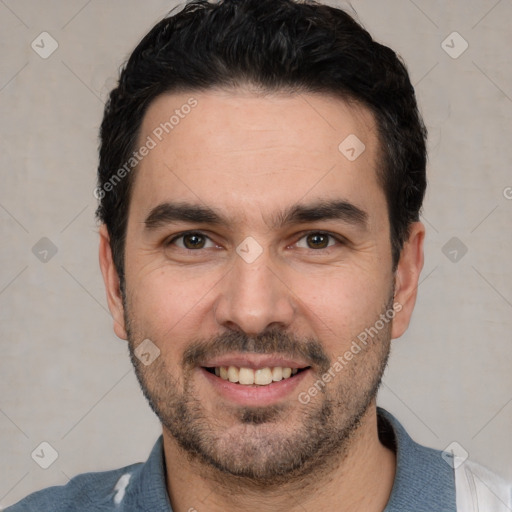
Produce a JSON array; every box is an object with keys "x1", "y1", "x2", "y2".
[{"x1": 99, "y1": 88, "x2": 425, "y2": 512}]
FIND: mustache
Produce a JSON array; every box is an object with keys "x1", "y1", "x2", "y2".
[{"x1": 182, "y1": 327, "x2": 331, "y2": 372}]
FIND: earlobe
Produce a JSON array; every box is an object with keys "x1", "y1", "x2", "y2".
[
  {"x1": 98, "y1": 224, "x2": 128, "y2": 340},
  {"x1": 391, "y1": 222, "x2": 425, "y2": 340}
]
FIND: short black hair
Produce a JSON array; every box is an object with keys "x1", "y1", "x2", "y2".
[{"x1": 97, "y1": 0, "x2": 427, "y2": 286}]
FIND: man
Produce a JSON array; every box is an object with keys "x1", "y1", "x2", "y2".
[{"x1": 7, "y1": 0, "x2": 511, "y2": 510}]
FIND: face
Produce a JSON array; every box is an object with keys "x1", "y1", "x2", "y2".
[{"x1": 100, "y1": 88, "x2": 424, "y2": 484}]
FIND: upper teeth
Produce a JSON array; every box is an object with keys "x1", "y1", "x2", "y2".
[{"x1": 213, "y1": 366, "x2": 299, "y2": 385}]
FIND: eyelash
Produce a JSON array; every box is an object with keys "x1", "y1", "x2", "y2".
[{"x1": 166, "y1": 230, "x2": 346, "y2": 251}]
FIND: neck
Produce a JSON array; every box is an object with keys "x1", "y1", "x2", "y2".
[{"x1": 163, "y1": 403, "x2": 396, "y2": 512}]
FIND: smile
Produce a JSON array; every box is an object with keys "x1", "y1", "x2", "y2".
[{"x1": 204, "y1": 366, "x2": 309, "y2": 386}]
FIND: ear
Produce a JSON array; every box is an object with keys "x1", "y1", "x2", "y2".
[
  {"x1": 391, "y1": 222, "x2": 425, "y2": 340},
  {"x1": 98, "y1": 224, "x2": 128, "y2": 340}
]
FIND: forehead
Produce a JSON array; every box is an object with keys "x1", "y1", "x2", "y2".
[{"x1": 131, "y1": 88, "x2": 385, "y2": 227}]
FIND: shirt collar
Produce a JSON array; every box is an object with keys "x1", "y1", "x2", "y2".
[
  {"x1": 127, "y1": 408, "x2": 456, "y2": 511},
  {"x1": 379, "y1": 407, "x2": 457, "y2": 511},
  {"x1": 124, "y1": 435, "x2": 173, "y2": 511}
]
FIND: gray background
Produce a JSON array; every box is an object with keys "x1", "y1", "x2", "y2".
[{"x1": 1, "y1": 0, "x2": 511, "y2": 508}]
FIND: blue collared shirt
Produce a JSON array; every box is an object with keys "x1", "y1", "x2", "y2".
[{"x1": 5, "y1": 408, "x2": 459, "y2": 511}]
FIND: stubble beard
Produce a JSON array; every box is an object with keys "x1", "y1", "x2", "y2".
[{"x1": 124, "y1": 296, "x2": 393, "y2": 487}]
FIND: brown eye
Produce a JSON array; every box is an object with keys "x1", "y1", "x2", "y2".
[
  {"x1": 305, "y1": 233, "x2": 331, "y2": 249},
  {"x1": 307, "y1": 233, "x2": 329, "y2": 249},
  {"x1": 182, "y1": 233, "x2": 206, "y2": 249},
  {"x1": 169, "y1": 232, "x2": 215, "y2": 250},
  {"x1": 294, "y1": 231, "x2": 343, "y2": 251}
]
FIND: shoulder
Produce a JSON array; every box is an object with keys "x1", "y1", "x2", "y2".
[
  {"x1": 4, "y1": 463, "x2": 143, "y2": 512},
  {"x1": 5, "y1": 436, "x2": 170, "y2": 512},
  {"x1": 455, "y1": 459, "x2": 512, "y2": 511}
]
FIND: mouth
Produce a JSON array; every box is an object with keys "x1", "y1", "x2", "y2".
[
  {"x1": 199, "y1": 355, "x2": 313, "y2": 406},
  {"x1": 203, "y1": 365, "x2": 310, "y2": 386}
]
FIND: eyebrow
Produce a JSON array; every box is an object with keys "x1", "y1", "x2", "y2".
[{"x1": 144, "y1": 199, "x2": 368, "y2": 231}]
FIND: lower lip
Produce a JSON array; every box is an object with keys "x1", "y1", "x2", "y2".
[{"x1": 199, "y1": 367, "x2": 310, "y2": 406}]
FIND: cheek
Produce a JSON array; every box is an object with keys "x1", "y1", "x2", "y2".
[
  {"x1": 285, "y1": 265, "x2": 392, "y2": 337},
  {"x1": 127, "y1": 266, "x2": 223, "y2": 339}
]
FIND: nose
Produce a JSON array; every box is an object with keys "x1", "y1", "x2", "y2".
[{"x1": 213, "y1": 250, "x2": 296, "y2": 336}]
